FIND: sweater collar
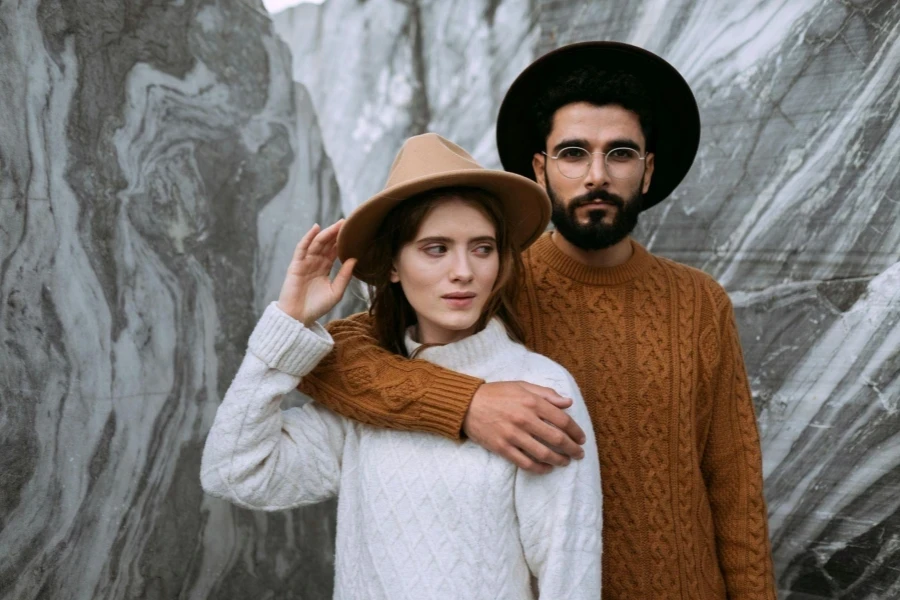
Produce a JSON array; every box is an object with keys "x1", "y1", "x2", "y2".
[
  {"x1": 529, "y1": 232, "x2": 655, "y2": 286},
  {"x1": 404, "y1": 318, "x2": 513, "y2": 371}
]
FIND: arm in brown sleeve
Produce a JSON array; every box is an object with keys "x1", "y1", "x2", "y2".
[
  {"x1": 701, "y1": 291, "x2": 777, "y2": 600},
  {"x1": 297, "y1": 312, "x2": 482, "y2": 439}
]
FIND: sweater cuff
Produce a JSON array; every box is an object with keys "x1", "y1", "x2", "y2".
[
  {"x1": 417, "y1": 370, "x2": 483, "y2": 439},
  {"x1": 248, "y1": 302, "x2": 334, "y2": 377}
]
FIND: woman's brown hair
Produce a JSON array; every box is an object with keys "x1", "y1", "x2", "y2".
[{"x1": 359, "y1": 186, "x2": 526, "y2": 358}]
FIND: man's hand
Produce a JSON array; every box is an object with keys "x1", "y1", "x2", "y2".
[{"x1": 462, "y1": 381, "x2": 587, "y2": 474}]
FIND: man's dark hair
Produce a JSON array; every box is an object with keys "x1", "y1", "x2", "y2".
[{"x1": 532, "y1": 65, "x2": 656, "y2": 152}]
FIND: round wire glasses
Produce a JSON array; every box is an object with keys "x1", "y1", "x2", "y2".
[{"x1": 542, "y1": 146, "x2": 646, "y2": 180}]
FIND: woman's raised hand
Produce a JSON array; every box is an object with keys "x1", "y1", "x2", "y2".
[{"x1": 277, "y1": 220, "x2": 358, "y2": 327}]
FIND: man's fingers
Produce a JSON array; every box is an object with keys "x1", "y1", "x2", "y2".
[
  {"x1": 512, "y1": 432, "x2": 571, "y2": 467},
  {"x1": 527, "y1": 416, "x2": 585, "y2": 460},
  {"x1": 464, "y1": 380, "x2": 588, "y2": 472},
  {"x1": 520, "y1": 381, "x2": 572, "y2": 409},
  {"x1": 535, "y1": 398, "x2": 586, "y2": 446},
  {"x1": 543, "y1": 395, "x2": 573, "y2": 409},
  {"x1": 502, "y1": 444, "x2": 553, "y2": 475}
]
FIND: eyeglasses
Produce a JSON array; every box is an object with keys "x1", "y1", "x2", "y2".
[{"x1": 542, "y1": 146, "x2": 646, "y2": 180}]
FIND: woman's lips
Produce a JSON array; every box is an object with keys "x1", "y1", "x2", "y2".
[{"x1": 442, "y1": 292, "x2": 475, "y2": 308}]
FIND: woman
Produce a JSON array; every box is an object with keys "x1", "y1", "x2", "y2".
[{"x1": 201, "y1": 133, "x2": 602, "y2": 599}]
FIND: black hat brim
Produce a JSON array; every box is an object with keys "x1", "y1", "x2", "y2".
[{"x1": 496, "y1": 41, "x2": 701, "y2": 210}]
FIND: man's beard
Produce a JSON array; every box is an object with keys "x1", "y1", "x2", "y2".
[{"x1": 546, "y1": 177, "x2": 643, "y2": 251}]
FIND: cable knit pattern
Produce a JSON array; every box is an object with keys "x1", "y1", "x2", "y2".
[
  {"x1": 201, "y1": 303, "x2": 602, "y2": 600},
  {"x1": 301, "y1": 314, "x2": 482, "y2": 438},
  {"x1": 299, "y1": 233, "x2": 777, "y2": 600}
]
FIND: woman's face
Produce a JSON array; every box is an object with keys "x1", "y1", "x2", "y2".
[{"x1": 391, "y1": 198, "x2": 500, "y2": 345}]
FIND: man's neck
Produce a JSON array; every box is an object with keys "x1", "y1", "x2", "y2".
[{"x1": 550, "y1": 231, "x2": 634, "y2": 268}]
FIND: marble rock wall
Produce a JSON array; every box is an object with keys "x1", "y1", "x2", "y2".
[
  {"x1": 0, "y1": 0, "x2": 351, "y2": 598},
  {"x1": 539, "y1": 1, "x2": 900, "y2": 598},
  {"x1": 271, "y1": 0, "x2": 541, "y2": 214},
  {"x1": 2, "y1": 0, "x2": 897, "y2": 597},
  {"x1": 272, "y1": 0, "x2": 900, "y2": 598}
]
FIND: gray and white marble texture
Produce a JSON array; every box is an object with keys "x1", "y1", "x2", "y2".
[
  {"x1": 275, "y1": 0, "x2": 900, "y2": 598},
  {"x1": 1, "y1": 0, "x2": 345, "y2": 598},
  {"x1": 271, "y1": 0, "x2": 541, "y2": 214},
  {"x1": 537, "y1": 3, "x2": 900, "y2": 598},
  {"x1": 1, "y1": 0, "x2": 898, "y2": 598}
]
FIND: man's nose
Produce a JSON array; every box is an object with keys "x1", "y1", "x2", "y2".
[{"x1": 583, "y1": 153, "x2": 610, "y2": 188}]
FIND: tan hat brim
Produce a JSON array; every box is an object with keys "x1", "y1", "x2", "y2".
[{"x1": 338, "y1": 168, "x2": 551, "y2": 284}]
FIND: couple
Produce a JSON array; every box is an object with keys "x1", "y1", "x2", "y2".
[{"x1": 201, "y1": 42, "x2": 777, "y2": 599}]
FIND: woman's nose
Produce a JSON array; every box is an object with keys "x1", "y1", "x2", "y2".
[{"x1": 448, "y1": 252, "x2": 474, "y2": 282}]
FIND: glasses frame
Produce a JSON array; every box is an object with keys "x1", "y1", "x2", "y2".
[{"x1": 542, "y1": 146, "x2": 647, "y2": 180}]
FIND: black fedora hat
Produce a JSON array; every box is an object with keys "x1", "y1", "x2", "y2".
[{"x1": 496, "y1": 41, "x2": 700, "y2": 210}]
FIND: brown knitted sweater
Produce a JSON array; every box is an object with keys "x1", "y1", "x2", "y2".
[{"x1": 300, "y1": 233, "x2": 777, "y2": 600}]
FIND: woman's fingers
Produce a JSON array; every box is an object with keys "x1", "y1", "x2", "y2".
[
  {"x1": 325, "y1": 240, "x2": 339, "y2": 262},
  {"x1": 307, "y1": 220, "x2": 344, "y2": 258},
  {"x1": 331, "y1": 258, "x2": 357, "y2": 298},
  {"x1": 292, "y1": 223, "x2": 321, "y2": 263}
]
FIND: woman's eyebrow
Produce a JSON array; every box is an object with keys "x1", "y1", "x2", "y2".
[
  {"x1": 416, "y1": 235, "x2": 497, "y2": 244},
  {"x1": 469, "y1": 236, "x2": 497, "y2": 244},
  {"x1": 416, "y1": 236, "x2": 453, "y2": 244}
]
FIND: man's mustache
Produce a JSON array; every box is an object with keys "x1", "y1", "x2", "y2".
[{"x1": 568, "y1": 189, "x2": 625, "y2": 211}]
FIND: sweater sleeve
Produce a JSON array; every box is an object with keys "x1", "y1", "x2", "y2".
[
  {"x1": 702, "y1": 291, "x2": 777, "y2": 599},
  {"x1": 515, "y1": 364, "x2": 603, "y2": 599},
  {"x1": 297, "y1": 312, "x2": 483, "y2": 439},
  {"x1": 200, "y1": 302, "x2": 349, "y2": 511}
]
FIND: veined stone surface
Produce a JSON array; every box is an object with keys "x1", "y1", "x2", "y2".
[
  {"x1": 2, "y1": 0, "x2": 898, "y2": 598},
  {"x1": 272, "y1": 0, "x2": 541, "y2": 214},
  {"x1": 541, "y1": 2, "x2": 900, "y2": 598},
  {"x1": 272, "y1": 0, "x2": 900, "y2": 598},
  {"x1": 0, "y1": 0, "x2": 345, "y2": 598}
]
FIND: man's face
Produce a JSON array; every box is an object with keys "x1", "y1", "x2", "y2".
[{"x1": 532, "y1": 102, "x2": 655, "y2": 250}]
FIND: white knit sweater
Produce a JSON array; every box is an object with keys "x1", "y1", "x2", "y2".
[{"x1": 201, "y1": 303, "x2": 602, "y2": 599}]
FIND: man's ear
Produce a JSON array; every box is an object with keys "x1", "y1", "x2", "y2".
[
  {"x1": 642, "y1": 152, "x2": 655, "y2": 195},
  {"x1": 533, "y1": 153, "x2": 547, "y2": 187}
]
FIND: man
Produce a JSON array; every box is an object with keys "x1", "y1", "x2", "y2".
[{"x1": 300, "y1": 42, "x2": 777, "y2": 599}]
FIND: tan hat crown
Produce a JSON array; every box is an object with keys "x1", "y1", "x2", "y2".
[{"x1": 382, "y1": 133, "x2": 483, "y2": 191}]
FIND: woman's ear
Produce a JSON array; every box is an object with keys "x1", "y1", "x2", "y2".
[{"x1": 389, "y1": 265, "x2": 400, "y2": 283}]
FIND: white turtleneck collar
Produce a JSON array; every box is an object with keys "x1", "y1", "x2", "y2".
[{"x1": 403, "y1": 318, "x2": 518, "y2": 374}]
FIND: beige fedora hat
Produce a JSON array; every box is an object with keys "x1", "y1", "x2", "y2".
[{"x1": 338, "y1": 133, "x2": 551, "y2": 284}]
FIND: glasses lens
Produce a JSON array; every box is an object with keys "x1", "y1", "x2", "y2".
[
  {"x1": 556, "y1": 147, "x2": 591, "y2": 179},
  {"x1": 605, "y1": 148, "x2": 642, "y2": 179}
]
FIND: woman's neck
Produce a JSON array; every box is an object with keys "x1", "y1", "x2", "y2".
[{"x1": 413, "y1": 321, "x2": 478, "y2": 346}]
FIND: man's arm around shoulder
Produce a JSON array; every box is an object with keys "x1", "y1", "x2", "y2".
[
  {"x1": 299, "y1": 311, "x2": 480, "y2": 438},
  {"x1": 300, "y1": 312, "x2": 587, "y2": 474}
]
